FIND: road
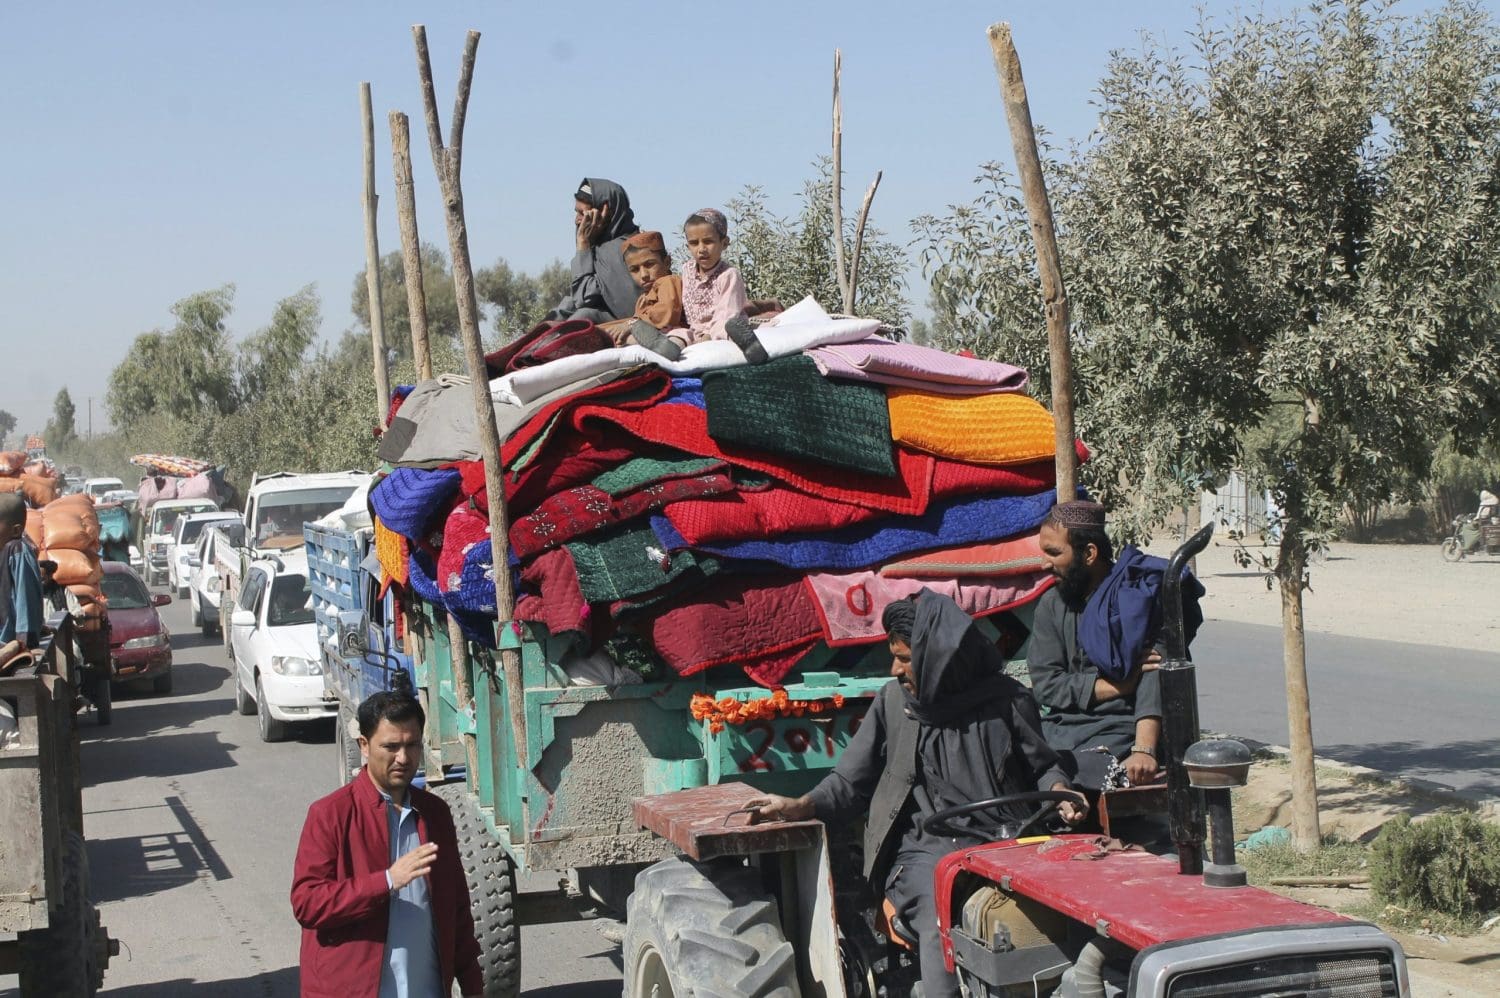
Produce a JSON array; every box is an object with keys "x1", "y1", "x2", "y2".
[
  {"x1": 1194, "y1": 620, "x2": 1500, "y2": 797},
  {"x1": 0, "y1": 596, "x2": 620, "y2": 997},
  {"x1": 1, "y1": 598, "x2": 1494, "y2": 996}
]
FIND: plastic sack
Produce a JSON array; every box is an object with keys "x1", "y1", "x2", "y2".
[
  {"x1": 175, "y1": 473, "x2": 218, "y2": 501},
  {"x1": 24, "y1": 509, "x2": 44, "y2": 549},
  {"x1": 0, "y1": 479, "x2": 22, "y2": 496},
  {"x1": 23, "y1": 462, "x2": 56, "y2": 479},
  {"x1": 67, "y1": 584, "x2": 107, "y2": 608},
  {"x1": 42, "y1": 504, "x2": 101, "y2": 552},
  {"x1": 0, "y1": 451, "x2": 25, "y2": 476},
  {"x1": 47, "y1": 548, "x2": 102, "y2": 587},
  {"x1": 137, "y1": 475, "x2": 180, "y2": 511},
  {"x1": 21, "y1": 475, "x2": 59, "y2": 507}
]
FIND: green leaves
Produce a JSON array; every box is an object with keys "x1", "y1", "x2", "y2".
[{"x1": 921, "y1": 0, "x2": 1500, "y2": 550}]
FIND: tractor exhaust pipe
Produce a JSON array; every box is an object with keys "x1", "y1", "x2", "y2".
[{"x1": 1159, "y1": 524, "x2": 1214, "y2": 876}]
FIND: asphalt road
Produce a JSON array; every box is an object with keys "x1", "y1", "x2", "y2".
[
  {"x1": 1, "y1": 598, "x2": 1493, "y2": 996},
  {"x1": 1194, "y1": 620, "x2": 1500, "y2": 797},
  {"x1": 0, "y1": 595, "x2": 621, "y2": 997}
]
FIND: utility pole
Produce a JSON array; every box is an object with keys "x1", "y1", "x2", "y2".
[{"x1": 361, "y1": 82, "x2": 392, "y2": 421}]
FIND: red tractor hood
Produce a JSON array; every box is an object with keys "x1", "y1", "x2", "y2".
[{"x1": 936, "y1": 835, "x2": 1348, "y2": 968}]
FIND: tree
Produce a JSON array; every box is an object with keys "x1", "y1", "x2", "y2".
[
  {"x1": 237, "y1": 285, "x2": 319, "y2": 404},
  {"x1": 476, "y1": 258, "x2": 570, "y2": 344},
  {"x1": 0, "y1": 409, "x2": 15, "y2": 449},
  {"x1": 728, "y1": 158, "x2": 910, "y2": 327},
  {"x1": 919, "y1": 1, "x2": 1500, "y2": 849},
  {"x1": 351, "y1": 242, "x2": 459, "y2": 354},
  {"x1": 43, "y1": 388, "x2": 77, "y2": 447},
  {"x1": 106, "y1": 285, "x2": 238, "y2": 430}
]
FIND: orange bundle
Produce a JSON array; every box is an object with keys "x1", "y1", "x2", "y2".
[
  {"x1": 22, "y1": 462, "x2": 55, "y2": 479},
  {"x1": 21, "y1": 475, "x2": 59, "y2": 507},
  {"x1": 24, "y1": 509, "x2": 44, "y2": 549},
  {"x1": 0, "y1": 451, "x2": 24, "y2": 476},
  {"x1": 47, "y1": 549, "x2": 102, "y2": 587},
  {"x1": 0, "y1": 479, "x2": 21, "y2": 496},
  {"x1": 41, "y1": 499, "x2": 100, "y2": 552}
]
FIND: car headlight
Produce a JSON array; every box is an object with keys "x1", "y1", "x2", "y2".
[
  {"x1": 271, "y1": 656, "x2": 321, "y2": 676},
  {"x1": 122, "y1": 633, "x2": 167, "y2": 649}
]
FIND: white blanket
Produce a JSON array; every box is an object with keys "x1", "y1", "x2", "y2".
[{"x1": 488, "y1": 297, "x2": 881, "y2": 406}]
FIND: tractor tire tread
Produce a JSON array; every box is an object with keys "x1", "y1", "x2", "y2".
[{"x1": 432, "y1": 783, "x2": 521, "y2": 997}]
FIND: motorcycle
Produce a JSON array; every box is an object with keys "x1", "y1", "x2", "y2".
[{"x1": 1441, "y1": 513, "x2": 1500, "y2": 561}]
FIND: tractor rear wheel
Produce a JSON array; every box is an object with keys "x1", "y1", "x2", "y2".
[
  {"x1": 433, "y1": 783, "x2": 520, "y2": 997},
  {"x1": 624, "y1": 856, "x2": 800, "y2": 998}
]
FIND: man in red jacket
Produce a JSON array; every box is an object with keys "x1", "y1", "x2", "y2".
[{"x1": 291, "y1": 691, "x2": 483, "y2": 997}]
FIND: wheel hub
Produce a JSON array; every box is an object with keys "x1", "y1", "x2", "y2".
[{"x1": 634, "y1": 944, "x2": 673, "y2": 998}]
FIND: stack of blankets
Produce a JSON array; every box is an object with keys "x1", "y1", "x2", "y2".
[
  {"x1": 370, "y1": 299, "x2": 1081, "y2": 688},
  {"x1": 27, "y1": 495, "x2": 107, "y2": 631}
]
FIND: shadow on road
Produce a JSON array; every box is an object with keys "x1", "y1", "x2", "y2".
[
  {"x1": 80, "y1": 730, "x2": 239, "y2": 787},
  {"x1": 527, "y1": 983, "x2": 622, "y2": 997},
  {"x1": 80, "y1": 695, "x2": 234, "y2": 741},
  {"x1": 94, "y1": 965, "x2": 299, "y2": 997},
  {"x1": 115, "y1": 657, "x2": 231, "y2": 699},
  {"x1": 1317, "y1": 738, "x2": 1500, "y2": 798}
]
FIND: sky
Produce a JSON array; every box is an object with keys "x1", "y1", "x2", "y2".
[{"x1": 1, "y1": 0, "x2": 1486, "y2": 437}]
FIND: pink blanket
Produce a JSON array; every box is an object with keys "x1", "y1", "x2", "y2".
[
  {"x1": 806, "y1": 337, "x2": 1029, "y2": 394},
  {"x1": 803, "y1": 569, "x2": 1054, "y2": 646}
]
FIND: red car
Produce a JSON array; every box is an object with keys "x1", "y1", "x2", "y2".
[{"x1": 101, "y1": 562, "x2": 174, "y2": 694}]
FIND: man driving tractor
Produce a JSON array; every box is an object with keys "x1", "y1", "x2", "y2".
[{"x1": 747, "y1": 589, "x2": 1086, "y2": 998}]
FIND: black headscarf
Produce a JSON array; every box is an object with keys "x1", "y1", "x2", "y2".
[
  {"x1": 575, "y1": 177, "x2": 639, "y2": 244},
  {"x1": 903, "y1": 589, "x2": 1022, "y2": 726}
]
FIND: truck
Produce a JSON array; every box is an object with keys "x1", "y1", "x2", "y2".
[
  {"x1": 209, "y1": 471, "x2": 368, "y2": 645},
  {"x1": 141, "y1": 496, "x2": 220, "y2": 588},
  {"x1": 306, "y1": 509, "x2": 1410, "y2": 997},
  {"x1": 0, "y1": 612, "x2": 119, "y2": 996}
]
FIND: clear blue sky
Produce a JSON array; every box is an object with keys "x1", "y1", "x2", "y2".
[{"x1": 1, "y1": 0, "x2": 1482, "y2": 437}]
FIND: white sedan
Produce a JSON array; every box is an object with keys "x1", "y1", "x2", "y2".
[
  {"x1": 169, "y1": 512, "x2": 238, "y2": 600},
  {"x1": 228, "y1": 552, "x2": 338, "y2": 742}
]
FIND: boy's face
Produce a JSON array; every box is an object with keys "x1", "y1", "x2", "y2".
[{"x1": 627, "y1": 250, "x2": 671, "y2": 288}]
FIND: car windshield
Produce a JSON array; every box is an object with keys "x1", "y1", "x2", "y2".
[
  {"x1": 179, "y1": 517, "x2": 227, "y2": 545},
  {"x1": 267, "y1": 574, "x2": 315, "y2": 627},
  {"x1": 256, "y1": 487, "x2": 357, "y2": 541},
  {"x1": 99, "y1": 572, "x2": 151, "y2": 610},
  {"x1": 152, "y1": 504, "x2": 216, "y2": 536}
]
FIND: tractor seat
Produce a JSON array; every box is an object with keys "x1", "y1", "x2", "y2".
[{"x1": 875, "y1": 897, "x2": 919, "y2": 951}]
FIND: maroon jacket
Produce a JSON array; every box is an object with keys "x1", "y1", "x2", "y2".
[{"x1": 291, "y1": 771, "x2": 483, "y2": 998}]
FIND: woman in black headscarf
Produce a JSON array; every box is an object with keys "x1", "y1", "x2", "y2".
[
  {"x1": 547, "y1": 177, "x2": 643, "y2": 323},
  {"x1": 747, "y1": 590, "x2": 1084, "y2": 998}
]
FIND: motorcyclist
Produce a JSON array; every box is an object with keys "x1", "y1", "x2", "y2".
[{"x1": 1477, "y1": 489, "x2": 1498, "y2": 523}]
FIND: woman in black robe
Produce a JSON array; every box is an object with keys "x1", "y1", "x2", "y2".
[{"x1": 547, "y1": 177, "x2": 642, "y2": 322}]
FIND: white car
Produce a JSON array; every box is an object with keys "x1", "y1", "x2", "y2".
[
  {"x1": 84, "y1": 477, "x2": 125, "y2": 499},
  {"x1": 143, "y1": 498, "x2": 220, "y2": 587},
  {"x1": 228, "y1": 551, "x2": 337, "y2": 742},
  {"x1": 188, "y1": 521, "x2": 243, "y2": 637},
  {"x1": 168, "y1": 511, "x2": 238, "y2": 599}
]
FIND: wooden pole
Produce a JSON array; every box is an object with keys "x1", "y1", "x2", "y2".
[
  {"x1": 831, "y1": 50, "x2": 851, "y2": 313},
  {"x1": 389, "y1": 111, "x2": 433, "y2": 381},
  {"x1": 846, "y1": 170, "x2": 882, "y2": 314},
  {"x1": 360, "y1": 82, "x2": 392, "y2": 420},
  {"x1": 988, "y1": 24, "x2": 1077, "y2": 501},
  {"x1": 413, "y1": 25, "x2": 528, "y2": 772}
]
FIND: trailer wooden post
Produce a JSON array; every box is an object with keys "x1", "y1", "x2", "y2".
[
  {"x1": 360, "y1": 82, "x2": 392, "y2": 420},
  {"x1": 412, "y1": 25, "x2": 528, "y2": 772},
  {"x1": 987, "y1": 24, "x2": 1077, "y2": 500},
  {"x1": 389, "y1": 111, "x2": 434, "y2": 381},
  {"x1": 831, "y1": 50, "x2": 851, "y2": 314}
]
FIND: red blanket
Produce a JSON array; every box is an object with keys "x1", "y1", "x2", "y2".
[{"x1": 641, "y1": 574, "x2": 823, "y2": 687}]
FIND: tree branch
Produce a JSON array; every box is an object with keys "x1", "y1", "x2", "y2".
[
  {"x1": 846, "y1": 170, "x2": 883, "y2": 314},
  {"x1": 412, "y1": 25, "x2": 446, "y2": 173},
  {"x1": 448, "y1": 30, "x2": 480, "y2": 174}
]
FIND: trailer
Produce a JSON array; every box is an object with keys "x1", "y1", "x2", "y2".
[{"x1": 0, "y1": 613, "x2": 119, "y2": 996}]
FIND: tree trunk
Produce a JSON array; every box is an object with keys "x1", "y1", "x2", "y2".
[
  {"x1": 987, "y1": 23, "x2": 1076, "y2": 502},
  {"x1": 360, "y1": 82, "x2": 391, "y2": 420},
  {"x1": 1277, "y1": 518, "x2": 1322, "y2": 851},
  {"x1": 389, "y1": 111, "x2": 433, "y2": 381}
]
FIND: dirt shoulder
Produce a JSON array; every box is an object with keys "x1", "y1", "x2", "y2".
[{"x1": 1142, "y1": 539, "x2": 1499, "y2": 654}]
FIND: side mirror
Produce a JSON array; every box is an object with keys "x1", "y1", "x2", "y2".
[
  {"x1": 187, "y1": 555, "x2": 201, "y2": 568},
  {"x1": 338, "y1": 611, "x2": 369, "y2": 658},
  {"x1": 152, "y1": 593, "x2": 172, "y2": 607},
  {"x1": 231, "y1": 609, "x2": 256, "y2": 629}
]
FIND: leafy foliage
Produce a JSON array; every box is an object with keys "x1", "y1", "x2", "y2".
[
  {"x1": 919, "y1": 2, "x2": 1500, "y2": 555},
  {"x1": 350, "y1": 242, "x2": 460, "y2": 355},
  {"x1": 0, "y1": 409, "x2": 15, "y2": 449},
  {"x1": 1371, "y1": 813, "x2": 1500, "y2": 924},
  {"x1": 43, "y1": 388, "x2": 77, "y2": 447},
  {"x1": 476, "y1": 258, "x2": 570, "y2": 345},
  {"x1": 727, "y1": 157, "x2": 910, "y2": 327},
  {"x1": 106, "y1": 285, "x2": 237, "y2": 430}
]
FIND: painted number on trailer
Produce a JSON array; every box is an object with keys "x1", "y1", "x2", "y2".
[{"x1": 738, "y1": 712, "x2": 863, "y2": 773}]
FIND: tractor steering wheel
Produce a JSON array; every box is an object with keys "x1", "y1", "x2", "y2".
[{"x1": 921, "y1": 790, "x2": 1087, "y2": 840}]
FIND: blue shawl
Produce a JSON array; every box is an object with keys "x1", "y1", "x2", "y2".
[{"x1": 1078, "y1": 544, "x2": 1205, "y2": 680}]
